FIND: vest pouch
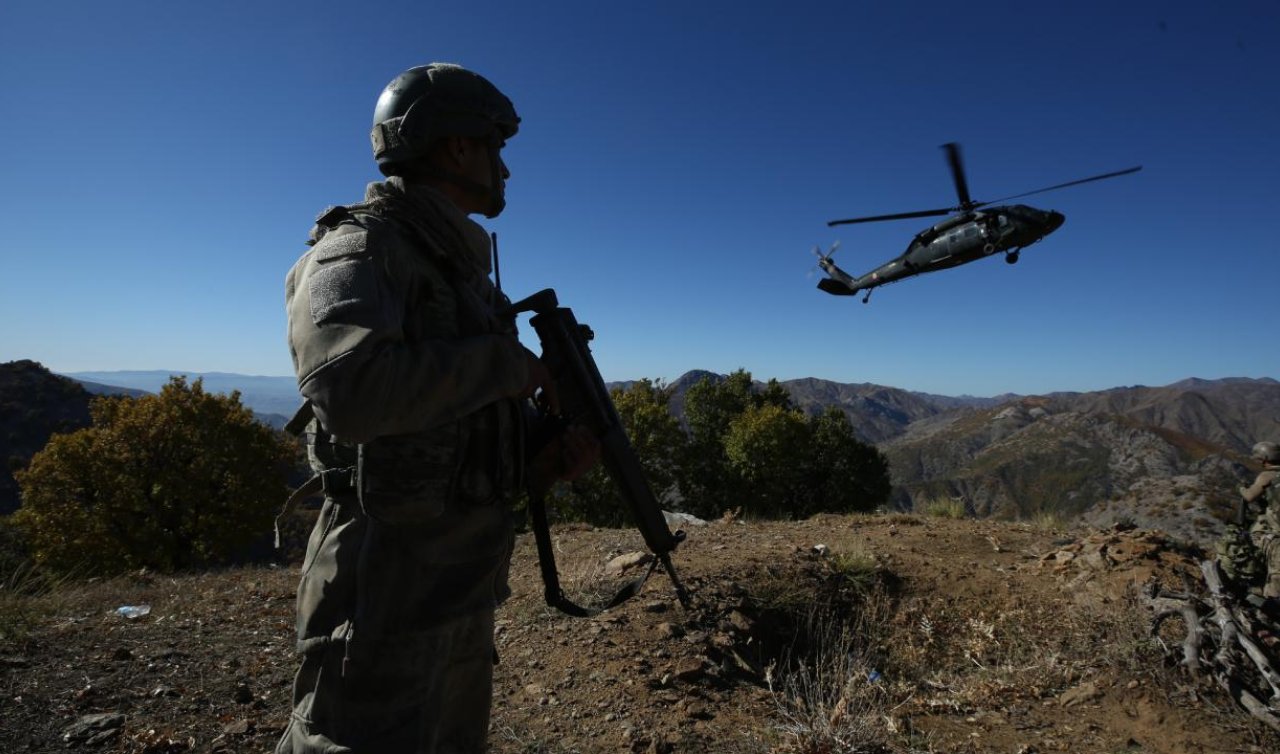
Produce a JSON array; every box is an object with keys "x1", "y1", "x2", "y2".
[
  {"x1": 453, "y1": 402, "x2": 518, "y2": 507},
  {"x1": 357, "y1": 425, "x2": 461, "y2": 525}
]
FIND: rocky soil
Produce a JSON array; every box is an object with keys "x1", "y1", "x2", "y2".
[{"x1": 3, "y1": 513, "x2": 1279, "y2": 754}]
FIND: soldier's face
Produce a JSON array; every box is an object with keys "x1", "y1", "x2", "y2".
[{"x1": 456, "y1": 136, "x2": 508, "y2": 216}]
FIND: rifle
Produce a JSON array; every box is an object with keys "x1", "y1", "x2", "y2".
[{"x1": 508, "y1": 288, "x2": 691, "y2": 617}]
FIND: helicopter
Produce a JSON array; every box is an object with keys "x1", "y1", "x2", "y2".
[{"x1": 815, "y1": 143, "x2": 1141, "y2": 303}]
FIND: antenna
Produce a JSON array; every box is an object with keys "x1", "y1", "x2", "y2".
[{"x1": 491, "y1": 231, "x2": 502, "y2": 294}]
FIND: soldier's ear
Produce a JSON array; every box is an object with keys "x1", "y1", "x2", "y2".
[
  {"x1": 426, "y1": 136, "x2": 465, "y2": 171},
  {"x1": 448, "y1": 136, "x2": 472, "y2": 167}
]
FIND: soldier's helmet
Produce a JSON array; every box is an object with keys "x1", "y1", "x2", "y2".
[
  {"x1": 370, "y1": 63, "x2": 520, "y2": 176},
  {"x1": 1252, "y1": 441, "x2": 1280, "y2": 464}
]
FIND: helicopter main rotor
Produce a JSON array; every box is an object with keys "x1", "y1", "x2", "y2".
[{"x1": 828, "y1": 143, "x2": 1141, "y2": 227}]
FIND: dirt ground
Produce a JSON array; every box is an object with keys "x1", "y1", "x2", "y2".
[{"x1": 3, "y1": 513, "x2": 1278, "y2": 753}]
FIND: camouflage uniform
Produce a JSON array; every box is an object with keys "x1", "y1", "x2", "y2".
[
  {"x1": 1242, "y1": 465, "x2": 1280, "y2": 598},
  {"x1": 276, "y1": 175, "x2": 528, "y2": 754}
]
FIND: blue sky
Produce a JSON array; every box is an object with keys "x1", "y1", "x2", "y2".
[{"x1": 2, "y1": 0, "x2": 1277, "y2": 396}]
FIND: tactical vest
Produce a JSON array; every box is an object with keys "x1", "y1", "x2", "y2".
[{"x1": 284, "y1": 197, "x2": 523, "y2": 529}]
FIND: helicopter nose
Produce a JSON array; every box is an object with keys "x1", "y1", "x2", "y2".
[{"x1": 1045, "y1": 211, "x2": 1065, "y2": 232}]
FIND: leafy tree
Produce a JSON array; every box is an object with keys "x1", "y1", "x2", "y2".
[
  {"x1": 678, "y1": 371, "x2": 803, "y2": 518},
  {"x1": 723, "y1": 403, "x2": 812, "y2": 517},
  {"x1": 613, "y1": 379, "x2": 686, "y2": 501},
  {"x1": 13, "y1": 377, "x2": 296, "y2": 575},
  {"x1": 684, "y1": 370, "x2": 755, "y2": 445},
  {"x1": 754, "y1": 378, "x2": 794, "y2": 412},
  {"x1": 799, "y1": 407, "x2": 892, "y2": 516},
  {"x1": 678, "y1": 370, "x2": 755, "y2": 518},
  {"x1": 679, "y1": 371, "x2": 892, "y2": 520},
  {"x1": 556, "y1": 379, "x2": 687, "y2": 527}
]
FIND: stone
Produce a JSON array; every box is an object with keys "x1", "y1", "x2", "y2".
[
  {"x1": 655, "y1": 622, "x2": 683, "y2": 640},
  {"x1": 62, "y1": 713, "x2": 124, "y2": 744},
  {"x1": 223, "y1": 719, "x2": 253, "y2": 736},
  {"x1": 673, "y1": 657, "x2": 706, "y2": 682},
  {"x1": 1058, "y1": 681, "x2": 1103, "y2": 707},
  {"x1": 606, "y1": 552, "x2": 655, "y2": 574}
]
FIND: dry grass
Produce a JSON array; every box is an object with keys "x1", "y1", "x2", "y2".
[
  {"x1": 1028, "y1": 510, "x2": 1069, "y2": 532},
  {"x1": 918, "y1": 496, "x2": 966, "y2": 520},
  {"x1": 0, "y1": 556, "x2": 83, "y2": 648},
  {"x1": 0, "y1": 560, "x2": 47, "y2": 646},
  {"x1": 765, "y1": 587, "x2": 906, "y2": 754},
  {"x1": 760, "y1": 571, "x2": 1177, "y2": 754}
]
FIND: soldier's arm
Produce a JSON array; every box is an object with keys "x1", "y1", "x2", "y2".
[
  {"x1": 285, "y1": 228, "x2": 528, "y2": 444},
  {"x1": 1240, "y1": 470, "x2": 1279, "y2": 503}
]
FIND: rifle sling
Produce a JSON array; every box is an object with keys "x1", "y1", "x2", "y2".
[{"x1": 528, "y1": 489, "x2": 659, "y2": 618}]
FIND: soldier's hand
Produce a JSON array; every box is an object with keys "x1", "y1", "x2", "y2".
[
  {"x1": 556, "y1": 424, "x2": 601, "y2": 482},
  {"x1": 519, "y1": 347, "x2": 560, "y2": 415},
  {"x1": 528, "y1": 424, "x2": 601, "y2": 493}
]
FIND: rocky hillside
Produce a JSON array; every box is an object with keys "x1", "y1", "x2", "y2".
[
  {"x1": 0, "y1": 361, "x2": 93, "y2": 515},
  {"x1": 654, "y1": 372, "x2": 1278, "y2": 545},
  {"x1": 881, "y1": 396, "x2": 1256, "y2": 544},
  {"x1": 1043, "y1": 377, "x2": 1280, "y2": 454}
]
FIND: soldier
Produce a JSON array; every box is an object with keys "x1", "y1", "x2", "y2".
[
  {"x1": 1241, "y1": 441, "x2": 1280, "y2": 599},
  {"x1": 276, "y1": 63, "x2": 596, "y2": 754}
]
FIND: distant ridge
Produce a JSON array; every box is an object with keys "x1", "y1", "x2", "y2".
[
  {"x1": 62, "y1": 370, "x2": 298, "y2": 422},
  {"x1": 0, "y1": 361, "x2": 94, "y2": 514},
  {"x1": 54, "y1": 368, "x2": 1280, "y2": 450},
  {"x1": 74, "y1": 379, "x2": 148, "y2": 399},
  {"x1": 30, "y1": 364, "x2": 1280, "y2": 545}
]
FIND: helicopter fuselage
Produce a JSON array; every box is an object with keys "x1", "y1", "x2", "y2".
[{"x1": 818, "y1": 204, "x2": 1065, "y2": 299}]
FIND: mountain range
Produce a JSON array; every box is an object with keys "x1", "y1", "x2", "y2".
[
  {"x1": 64, "y1": 369, "x2": 300, "y2": 423},
  {"x1": 5, "y1": 362, "x2": 1278, "y2": 544}
]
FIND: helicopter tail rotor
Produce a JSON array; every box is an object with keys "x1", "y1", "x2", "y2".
[
  {"x1": 812, "y1": 240, "x2": 840, "y2": 258},
  {"x1": 811, "y1": 241, "x2": 841, "y2": 271},
  {"x1": 809, "y1": 241, "x2": 841, "y2": 277}
]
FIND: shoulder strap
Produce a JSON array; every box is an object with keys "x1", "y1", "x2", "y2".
[
  {"x1": 527, "y1": 489, "x2": 659, "y2": 618},
  {"x1": 284, "y1": 401, "x2": 315, "y2": 437}
]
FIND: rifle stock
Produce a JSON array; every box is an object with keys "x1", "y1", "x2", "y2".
[{"x1": 511, "y1": 288, "x2": 690, "y2": 614}]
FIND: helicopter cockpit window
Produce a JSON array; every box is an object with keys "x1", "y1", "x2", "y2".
[{"x1": 964, "y1": 227, "x2": 977, "y2": 238}]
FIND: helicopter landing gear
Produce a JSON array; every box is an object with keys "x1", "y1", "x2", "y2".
[
  {"x1": 862, "y1": 289, "x2": 873, "y2": 304},
  {"x1": 983, "y1": 243, "x2": 995, "y2": 254},
  {"x1": 1005, "y1": 250, "x2": 1020, "y2": 265}
]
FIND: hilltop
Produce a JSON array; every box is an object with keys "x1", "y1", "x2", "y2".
[
  {"x1": 0, "y1": 361, "x2": 94, "y2": 515},
  {"x1": 3, "y1": 514, "x2": 1275, "y2": 753}
]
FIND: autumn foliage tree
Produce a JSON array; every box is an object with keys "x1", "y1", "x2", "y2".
[
  {"x1": 13, "y1": 377, "x2": 296, "y2": 575},
  {"x1": 680, "y1": 371, "x2": 891, "y2": 519},
  {"x1": 556, "y1": 379, "x2": 687, "y2": 526}
]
